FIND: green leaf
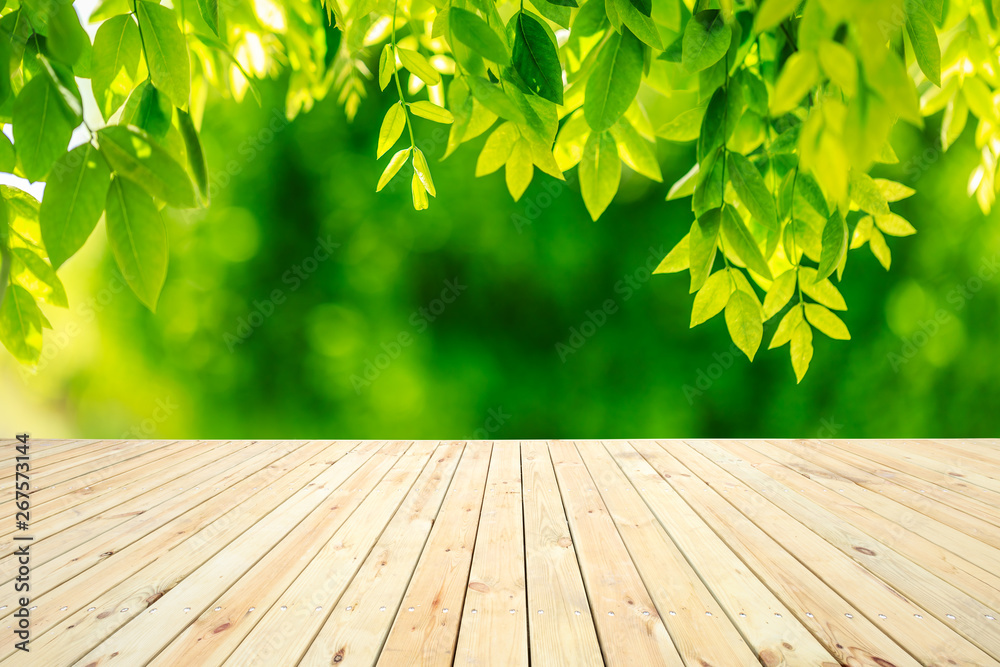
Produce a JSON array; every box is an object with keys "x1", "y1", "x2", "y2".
[
  {"x1": 682, "y1": 10, "x2": 732, "y2": 73},
  {"x1": 131, "y1": 83, "x2": 173, "y2": 139},
  {"x1": 411, "y1": 172, "x2": 429, "y2": 210},
  {"x1": 721, "y1": 205, "x2": 773, "y2": 280},
  {"x1": 177, "y1": 109, "x2": 209, "y2": 205},
  {"x1": 12, "y1": 75, "x2": 75, "y2": 182},
  {"x1": 875, "y1": 212, "x2": 916, "y2": 237},
  {"x1": 689, "y1": 207, "x2": 721, "y2": 292},
  {"x1": 816, "y1": 211, "x2": 847, "y2": 281},
  {"x1": 379, "y1": 45, "x2": 395, "y2": 92},
  {"x1": 397, "y1": 47, "x2": 441, "y2": 85},
  {"x1": 137, "y1": 1, "x2": 190, "y2": 107},
  {"x1": 196, "y1": 0, "x2": 220, "y2": 36},
  {"x1": 97, "y1": 126, "x2": 196, "y2": 208},
  {"x1": 654, "y1": 234, "x2": 689, "y2": 274},
  {"x1": 905, "y1": 0, "x2": 940, "y2": 86},
  {"x1": 377, "y1": 104, "x2": 406, "y2": 159},
  {"x1": 412, "y1": 148, "x2": 436, "y2": 197},
  {"x1": 727, "y1": 153, "x2": 777, "y2": 230},
  {"x1": 691, "y1": 269, "x2": 733, "y2": 327},
  {"x1": 667, "y1": 163, "x2": 699, "y2": 201},
  {"x1": 467, "y1": 77, "x2": 526, "y2": 124},
  {"x1": 377, "y1": 148, "x2": 410, "y2": 192},
  {"x1": 47, "y1": 2, "x2": 88, "y2": 66},
  {"x1": 105, "y1": 177, "x2": 169, "y2": 311},
  {"x1": 0, "y1": 134, "x2": 15, "y2": 173},
  {"x1": 725, "y1": 288, "x2": 763, "y2": 361},
  {"x1": 611, "y1": 0, "x2": 662, "y2": 49},
  {"x1": 12, "y1": 248, "x2": 68, "y2": 307},
  {"x1": 39, "y1": 144, "x2": 112, "y2": 269},
  {"x1": 579, "y1": 131, "x2": 621, "y2": 220},
  {"x1": 849, "y1": 170, "x2": 890, "y2": 216},
  {"x1": 409, "y1": 101, "x2": 455, "y2": 124},
  {"x1": 769, "y1": 303, "x2": 803, "y2": 349},
  {"x1": 477, "y1": 122, "x2": 519, "y2": 176},
  {"x1": 799, "y1": 266, "x2": 846, "y2": 310},
  {"x1": 656, "y1": 106, "x2": 706, "y2": 142},
  {"x1": 755, "y1": 0, "x2": 800, "y2": 32},
  {"x1": 790, "y1": 319, "x2": 813, "y2": 382},
  {"x1": 0, "y1": 284, "x2": 44, "y2": 365},
  {"x1": 771, "y1": 52, "x2": 818, "y2": 116},
  {"x1": 697, "y1": 89, "x2": 727, "y2": 162},
  {"x1": 505, "y1": 139, "x2": 534, "y2": 201},
  {"x1": 762, "y1": 269, "x2": 796, "y2": 320},
  {"x1": 804, "y1": 303, "x2": 850, "y2": 340},
  {"x1": 610, "y1": 119, "x2": 661, "y2": 182},
  {"x1": 869, "y1": 226, "x2": 892, "y2": 269},
  {"x1": 450, "y1": 8, "x2": 511, "y2": 66},
  {"x1": 512, "y1": 12, "x2": 564, "y2": 105},
  {"x1": 584, "y1": 29, "x2": 644, "y2": 132},
  {"x1": 873, "y1": 178, "x2": 915, "y2": 202}
]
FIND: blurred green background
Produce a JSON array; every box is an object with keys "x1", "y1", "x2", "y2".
[{"x1": 3, "y1": 76, "x2": 999, "y2": 439}]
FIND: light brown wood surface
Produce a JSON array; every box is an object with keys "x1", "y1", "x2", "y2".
[{"x1": 0, "y1": 438, "x2": 997, "y2": 666}]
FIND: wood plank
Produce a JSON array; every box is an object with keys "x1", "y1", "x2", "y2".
[
  {"x1": 726, "y1": 439, "x2": 1000, "y2": 609},
  {"x1": 298, "y1": 442, "x2": 465, "y2": 666},
  {"x1": 217, "y1": 441, "x2": 439, "y2": 667},
  {"x1": 823, "y1": 439, "x2": 1000, "y2": 509},
  {"x1": 0, "y1": 440, "x2": 253, "y2": 561},
  {"x1": 576, "y1": 441, "x2": 760, "y2": 666},
  {"x1": 549, "y1": 441, "x2": 684, "y2": 666},
  {"x1": 521, "y1": 441, "x2": 603, "y2": 667},
  {"x1": 0, "y1": 441, "x2": 388, "y2": 666},
  {"x1": 877, "y1": 439, "x2": 1000, "y2": 478},
  {"x1": 145, "y1": 441, "x2": 415, "y2": 667},
  {"x1": 634, "y1": 440, "x2": 926, "y2": 667},
  {"x1": 675, "y1": 439, "x2": 1000, "y2": 664},
  {"x1": 606, "y1": 440, "x2": 839, "y2": 666},
  {"x1": 765, "y1": 439, "x2": 1000, "y2": 549},
  {"x1": 452, "y1": 442, "x2": 530, "y2": 667},
  {"x1": 0, "y1": 441, "x2": 313, "y2": 611},
  {"x1": 804, "y1": 439, "x2": 1000, "y2": 528},
  {"x1": 376, "y1": 441, "x2": 492, "y2": 667}
]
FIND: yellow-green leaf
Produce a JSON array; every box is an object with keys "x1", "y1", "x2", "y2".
[
  {"x1": 409, "y1": 100, "x2": 455, "y2": 124},
  {"x1": 655, "y1": 234, "x2": 689, "y2": 274},
  {"x1": 0, "y1": 284, "x2": 44, "y2": 365},
  {"x1": 691, "y1": 270, "x2": 733, "y2": 327},
  {"x1": 378, "y1": 104, "x2": 406, "y2": 159},
  {"x1": 397, "y1": 48, "x2": 441, "y2": 85},
  {"x1": 869, "y1": 226, "x2": 891, "y2": 269},
  {"x1": 816, "y1": 211, "x2": 847, "y2": 281},
  {"x1": 379, "y1": 44, "x2": 395, "y2": 91},
  {"x1": 505, "y1": 139, "x2": 534, "y2": 201},
  {"x1": 721, "y1": 205, "x2": 773, "y2": 280},
  {"x1": 790, "y1": 319, "x2": 813, "y2": 382},
  {"x1": 804, "y1": 303, "x2": 850, "y2": 339},
  {"x1": 136, "y1": 1, "x2": 190, "y2": 107},
  {"x1": 754, "y1": 0, "x2": 800, "y2": 32},
  {"x1": 411, "y1": 172, "x2": 429, "y2": 210},
  {"x1": 477, "y1": 122, "x2": 519, "y2": 176},
  {"x1": 579, "y1": 131, "x2": 621, "y2": 221},
  {"x1": 875, "y1": 212, "x2": 916, "y2": 237},
  {"x1": 799, "y1": 266, "x2": 847, "y2": 310},
  {"x1": 105, "y1": 177, "x2": 169, "y2": 311},
  {"x1": 689, "y1": 207, "x2": 721, "y2": 292},
  {"x1": 377, "y1": 148, "x2": 410, "y2": 192},
  {"x1": 762, "y1": 269, "x2": 796, "y2": 320},
  {"x1": 725, "y1": 288, "x2": 763, "y2": 361},
  {"x1": 769, "y1": 302, "x2": 803, "y2": 349},
  {"x1": 412, "y1": 148, "x2": 436, "y2": 197},
  {"x1": 771, "y1": 52, "x2": 818, "y2": 116}
]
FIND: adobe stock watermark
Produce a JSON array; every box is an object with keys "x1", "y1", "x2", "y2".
[
  {"x1": 350, "y1": 277, "x2": 468, "y2": 393},
  {"x1": 223, "y1": 236, "x2": 340, "y2": 351},
  {"x1": 471, "y1": 406, "x2": 510, "y2": 440},
  {"x1": 119, "y1": 396, "x2": 179, "y2": 439},
  {"x1": 886, "y1": 253, "x2": 999, "y2": 371},
  {"x1": 510, "y1": 171, "x2": 577, "y2": 234},
  {"x1": 18, "y1": 273, "x2": 129, "y2": 381},
  {"x1": 555, "y1": 246, "x2": 664, "y2": 362},
  {"x1": 681, "y1": 342, "x2": 743, "y2": 405}
]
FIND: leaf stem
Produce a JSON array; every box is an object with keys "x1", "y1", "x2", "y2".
[{"x1": 391, "y1": 0, "x2": 416, "y2": 148}]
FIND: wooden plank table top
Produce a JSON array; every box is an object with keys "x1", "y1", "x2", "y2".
[{"x1": 1, "y1": 439, "x2": 998, "y2": 666}]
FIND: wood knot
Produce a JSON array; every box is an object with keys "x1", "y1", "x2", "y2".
[
  {"x1": 333, "y1": 647, "x2": 346, "y2": 663},
  {"x1": 97, "y1": 611, "x2": 112, "y2": 619},
  {"x1": 853, "y1": 546, "x2": 876, "y2": 556},
  {"x1": 214, "y1": 622, "x2": 231, "y2": 634},
  {"x1": 557, "y1": 537, "x2": 572, "y2": 548},
  {"x1": 468, "y1": 581, "x2": 490, "y2": 593},
  {"x1": 759, "y1": 649, "x2": 781, "y2": 667},
  {"x1": 146, "y1": 592, "x2": 164, "y2": 605}
]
